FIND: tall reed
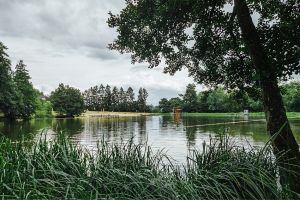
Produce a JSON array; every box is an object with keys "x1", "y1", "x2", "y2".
[{"x1": 0, "y1": 133, "x2": 294, "y2": 199}]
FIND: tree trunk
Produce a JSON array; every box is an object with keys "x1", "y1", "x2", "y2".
[{"x1": 234, "y1": 0, "x2": 300, "y2": 193}]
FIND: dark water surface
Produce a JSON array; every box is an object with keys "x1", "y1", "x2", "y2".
[{"x1": 1, "y1": 114, "x2": 300, "y2": 162}]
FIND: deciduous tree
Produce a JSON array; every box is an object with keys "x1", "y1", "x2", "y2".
[
  {"x1": 182, "y1": 84, "x2": 198, "y2": 112},
  {"x1": 50, "y1": 84, "x2": 84, "y2": 117},
  {"x1": 158, "y1": 98, "x2": 171, "y2": 113},
  {"x1": 108, "y1": 0, "x2": 300, "y2": 191}
]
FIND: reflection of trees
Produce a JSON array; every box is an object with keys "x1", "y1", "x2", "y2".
[
  {"x1": 51, "y1": 118, "x2": 84, "y2": 136},
  {"x1": 138, "y1": 116, "x2": 146, "y2": 135},
  {"x1": 82, "y1": 117, "x2": 139, "y2": 143},
  {"x1": 183, "y1": 117, "x2": 198, "y2": 147},
  {"x1": 160, "y1": 116, "x2": 168, "y2": 127},
  {"x1": 181, "y1": 116, "x2": 269, "y2": 147},
  {"x1": 189, "y1": 119, "x2": 269, "y2": 143},
  {"x1": 138, "y1": 116, "x2": 147, "y2": 144},
  {"x1": 0, "y1": 118, "x2": 52, "y2": 140},
  {"x1": 186, "y1": 126, "x2": 197, "y2": 146}
]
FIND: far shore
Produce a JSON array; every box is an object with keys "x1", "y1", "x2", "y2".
[
  {"x1": 1, "y1": 111, "x2": 300, "y2": 120},
  {"x1": 79, "y1": 111, "x2": 152, "y2": 118}
]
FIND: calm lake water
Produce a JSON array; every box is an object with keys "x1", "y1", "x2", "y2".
[{"x1": 1, "y1": 114, "x2": 300, "y2": 162}]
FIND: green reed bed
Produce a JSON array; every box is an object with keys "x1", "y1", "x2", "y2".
[{"x1": 0, "y1": 133, "x2": 294, "y2": 199}]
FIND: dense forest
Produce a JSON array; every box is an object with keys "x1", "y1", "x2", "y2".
[
  {"x1": 0, "y1": 42, "x2": 51, "y2": 119},
  {"x1": 0, "y1": 42, "x2": 150, "y2": 119},
  {"x1": 83, "y1": 85, "x2": 149, "y2": 112},
  {"x1": 2, "y1": 41, "x2": 300, "y2": 118},
  {"x1": 158, "y1": 83, "x2": 300, "y2": 113}
]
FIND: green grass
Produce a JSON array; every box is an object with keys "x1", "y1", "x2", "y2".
[
  {"x1": 178, "y1": 112, "x2": 300, "y2": 118},
  {"x1": 285, "y1": 112, "x2": 300, "y2": 118},
  {"x1": 0, "y1": 133, "x2": 296, "y2": 199},
  {"x1": 182, "y1": 112, "x2": 243, "y2": 117}
]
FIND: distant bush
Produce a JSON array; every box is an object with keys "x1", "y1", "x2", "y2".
[
  {"x1": 35, "y1": 99, "x2": 53, "y2": 118},
  {"x1": 50, "y1": 83, "x2": 84, "y2": 117}
]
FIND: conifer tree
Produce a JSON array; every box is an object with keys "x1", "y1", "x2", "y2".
[
  {"x1": 126, "y1": 87, "x2": 135, "y2": 112},
  {"x1": 0, "y1": 42, "x2": 17, "y2": 119},
  {"x1": 118, "y1": 87, "x2": 126, "y2": 111},
  {"x1": 104, "y1": 85, "x2": 111, "y2": 111},
  {"x1": 110, "y1": 86, "x2": 119, "y2": 111},
  {"x1": 137, "y1": 88, "x2": 148, "y2": 112},
  {"x1": 14, "y1": 60, "x2": 37, "y2": 118}
]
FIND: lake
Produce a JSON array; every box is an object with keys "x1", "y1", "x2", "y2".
[{"x1": 1, "y1": 114, "x2": 300, "y2": 163}]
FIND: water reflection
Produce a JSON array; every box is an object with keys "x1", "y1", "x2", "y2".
[
  {"x1": 0, "y1": 118, "x2": 52, "y2": 140},
  {"x1": 1, "y1": 115, "x2": 300, "y2": 162},
  {"x1": 52, "y1": 118, "x2": 84, "y2": 135}
]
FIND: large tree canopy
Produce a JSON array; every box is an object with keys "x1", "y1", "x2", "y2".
[
  {"x1": 50, "y1": 84, "x2": 84, "y2": 117},
  {"x1": 108, "y1": 0, "x2": 299, "y2": 89},
  {"x1": 108, "y1": 0, "x2": 300, "y2": 193}
]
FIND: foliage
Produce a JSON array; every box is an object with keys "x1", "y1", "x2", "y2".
[
  {"x1": 104, "y1": 85, "x2": 112, "y2": 111},
  {"x1": 0, "y1": 42, "x2": 17, "y2": 119},
  {"x1": 158, "y1": 98, "x2": 171, "y2": 113},
  {"x1": 110, "y1": 86, "x2": 119, "y2": 111},
  {"x1": 281, "y1": 81, "x2": 300, "y2": 112},
  {"x1": 83, "y1": 85, "x2": 149, "y2": 112},
  {"x1": 108, "y1": 0, "x2": 299, "y2": 89},
  {"x1": 118, "y1": 87, "x2": 127, "y2": 111},
  {"x1": 49, "y1": 84, "x2": 84, "y2": 117},
  {"x1": 137, "y1": 87, "x2": 149, "y2": 112},
  {"x1": 182, "y1": 84, "x2": 198, "y2": 112},
  {"x1": 13, "y1": 60, "x2": 37, "y2": 118},
  {"x1": 126, "y1": 86, "x2": 136, "y2": 112},
  {"x1": 206, "y1": 88, "x2": 230, "y2": 112},
  {"x1": 34, "y1": 91, "x2": 53, "y2": 118},
  {"x1": 157, "y1": 82, "x2": 300, "y2": 113},
  {"x1": 0, "y1": 133, "x2": 293, "y2": 199},
  {"x1": 107, "y1": 2, "x2": 300, "y2": 190},
  {"x1": 159, "y1": 84, "x2": 264, "y2": 113},
  {"x1": 0, "y1": 44, "x2": 38, "y2": 119}
]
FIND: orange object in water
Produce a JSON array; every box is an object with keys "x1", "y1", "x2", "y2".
[{"x1": 173, "y1": 107, "x2": 182, "y2": 125}]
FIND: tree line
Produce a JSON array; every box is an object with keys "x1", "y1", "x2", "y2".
[
  {"x1": 159, "y1": 83, "x2": 300, "y2": 113},
  {"x1": 83, "y1": 85, "x2": 149, "y2": 112},
  {"x1": 0, "y1": 42, "x2": 44, "y2": 119},
  {"x1": 0, "y1": 42, "x2": 150, "y2": 119}
]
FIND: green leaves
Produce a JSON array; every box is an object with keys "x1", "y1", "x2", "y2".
[
  {"x1": 137, "y1": 87, "x2": 148, "y2": 112},
  {"x1": 50, "y1": 84, "x2": 84, "y2": 117},
  {"x1": 13, "y1": 60, "x2": 37, "y2": 119},
  {"x1": 0, "y1": 44, "x2": 37, "y2": 119},
  {"x1": 0, "y1": 42, "x2": 15, "y2": 118},
  {"x1": 108, "y1": 0, "x2": 299, "y2": 89}
]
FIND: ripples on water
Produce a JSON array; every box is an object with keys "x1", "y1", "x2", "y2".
[{"x1": 1, "y1": 114, "x2": 300, "y2": 163}]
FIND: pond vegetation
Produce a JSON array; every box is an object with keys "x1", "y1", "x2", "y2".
[{"x1": 0, "y1": 133, "x2": 295, "y2": 199}]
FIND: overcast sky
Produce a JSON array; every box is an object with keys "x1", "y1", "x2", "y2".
[{"x1": 0, "y1": 0, "x2": 202, "y2": 105}]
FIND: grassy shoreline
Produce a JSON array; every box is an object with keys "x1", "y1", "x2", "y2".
[
  {"x1": 169, "y1": 112, "x2": 300, "y2": 118},
  {"x1": 0, "y1": 133, "x2": 295, "y2": 199},
  {"x1": 80, "y1": 111, "x2": 152, "y2": 118},
  {"x1": 2, "y1": 111, "x2": 300, "y2": 120}
]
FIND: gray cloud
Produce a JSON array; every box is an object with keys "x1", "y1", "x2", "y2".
[
  {"x1": 0, "y1": 0, "x2": 195, "y2": 105},
  {"x1": 0, "y1": 0, "x2": 121, "y2": 60}
]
